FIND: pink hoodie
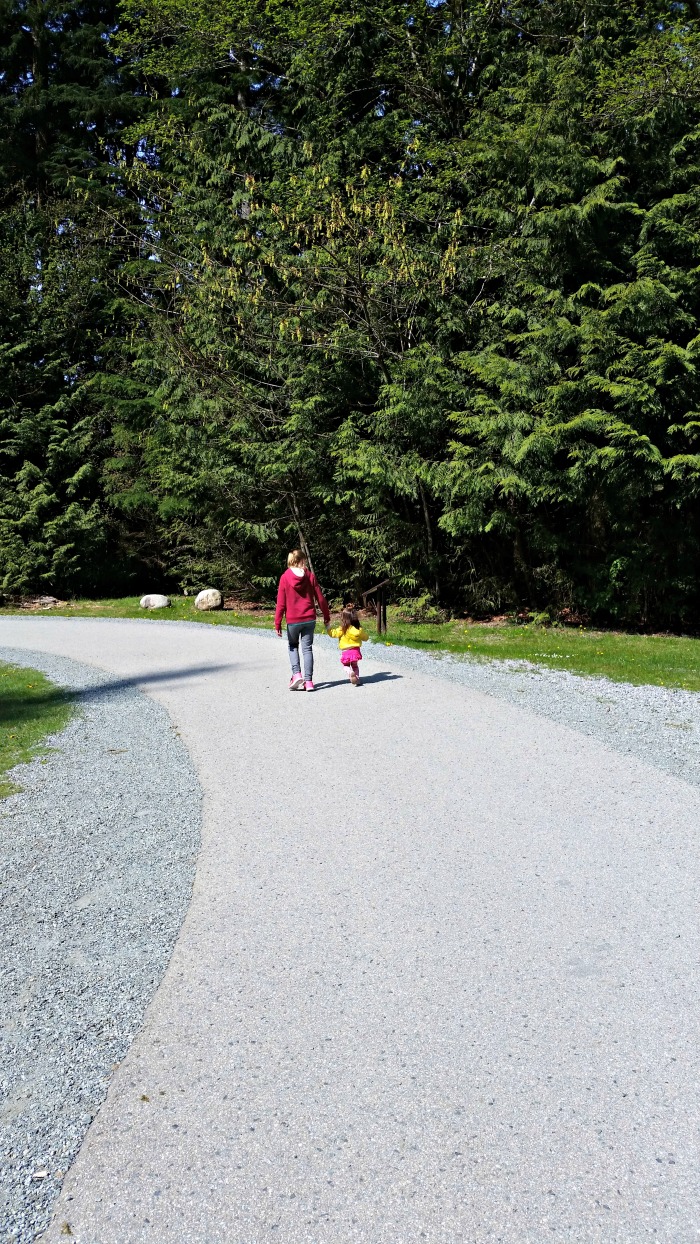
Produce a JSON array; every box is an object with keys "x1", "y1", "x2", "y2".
[{"x1": 275, "y1": 568, "x2": 331, "y2": 630}]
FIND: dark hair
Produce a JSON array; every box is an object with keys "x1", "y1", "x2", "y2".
[{"x1": 340, "y1": 603, "x2": 359, "y2": 635}]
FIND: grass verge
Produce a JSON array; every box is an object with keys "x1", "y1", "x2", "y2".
[
  {"x1": 379, "y1": 617, "x2": 700, "y2": 691},
  {"x1": 0, "y1": 662, "x2": 73, "y2": 797},
  {"x1": 4, "y1": 597, "x2": 700, "y2": 692}
]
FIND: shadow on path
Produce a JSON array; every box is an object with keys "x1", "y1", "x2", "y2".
[
  {"x1": 0, "y1": 653, "x2": 402, "y2": 734},
  {"x1": 76, "y1": 663, "x2": 235, "y2": 697},
  {"x1": 0, "y1": 663, "x2": 234, "y2": 730},
  {"x1": 315, "y1": 671, "x2": 402, "y2": 691}
]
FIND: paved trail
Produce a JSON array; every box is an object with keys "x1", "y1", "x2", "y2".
[{"x1": 3, "y1": 618, "x2": 699, "y2": 1243}]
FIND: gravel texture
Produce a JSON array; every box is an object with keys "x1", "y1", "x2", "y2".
[
  {"x1": 0, "y1": 647, "x2": 200, "y2": 1243},
  {"x1": 42, "y1": 618, "x2": 698, "y2": 791},
  {"x1": 136, "y1": 621, "x2": 700, "y2": 788},
  {"x1": 0, "y1": 619, "x2": 699, "y2": 1243},
  {"x1": 334, "y1": 636, "x2": 700, "y2": 789},
  {"x1": 8, "y1": 617, "x2": 697, "y2": 792}
]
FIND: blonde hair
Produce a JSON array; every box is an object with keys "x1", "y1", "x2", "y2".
[
  {"x1": 340, "y1": 603, "x2": 359, "y2": 634},
  {"x1": 287, "y1": 549, "x2": 307, "y2": 568}
]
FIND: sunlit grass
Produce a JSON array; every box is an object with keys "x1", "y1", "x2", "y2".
[
  {"x1": 5, "y1": 597, "x2": 700, "y2": 691},
  {"x1": 378, "y1": 617, "x2": 700, "y2": 691},
  {"x1": 0, "y1": 663, "x2": 73, "y2": 796},
  {"x1": 4, "y1": 595, "x2": 276, "y2": 627}
]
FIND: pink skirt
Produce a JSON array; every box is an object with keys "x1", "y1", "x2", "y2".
[{"x1": 340, "y1": 648, "x2": 363, "y2": 666}]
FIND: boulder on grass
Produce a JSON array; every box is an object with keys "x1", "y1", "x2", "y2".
[
  {"x1": 140, "y1": 594, "x2": 170, "y2": 609},
  {"x1": 194, "y1": 588, "x2": 222, "y2": 611}
]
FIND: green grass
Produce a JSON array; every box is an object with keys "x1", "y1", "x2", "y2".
[
  {"x1": 0, "y1": 662, "x2": 73, "y2": 797},
  {"x1": 9, "y1": 595, "x2": 276, "y2": 627},
  {"x1": 378, "y1": 617, "x2": 700, "y2": 691},
  {"x1": 5, "y1": 596, "x2": 700, "y2": 691}
]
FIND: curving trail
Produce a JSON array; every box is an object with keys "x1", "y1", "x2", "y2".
[{"x1": 2, "y1": 617, "x2": 699, "y2": 1244}]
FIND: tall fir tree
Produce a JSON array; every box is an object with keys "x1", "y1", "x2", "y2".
[
  {"x1": 2, "y1": 0, "x2": 700, "y2": 623},
  {"x1": 112, "y1": 0, "x2": 700, "y2": 622},
  {"x1": 0, "y1": 0, "x2": 150, "y2": 594}
]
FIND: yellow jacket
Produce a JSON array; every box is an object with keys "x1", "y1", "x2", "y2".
[{"x1": 327, "y1": 623, "x2": 369, "y2": 650}]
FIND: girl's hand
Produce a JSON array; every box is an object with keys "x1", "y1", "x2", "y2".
[{"x1": 276, "y1": 628, "x2": 282, "y2": 637}]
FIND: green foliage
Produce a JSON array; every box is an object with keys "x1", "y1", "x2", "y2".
[
  {"x1": 0, "y1": 202, "x2": 111, "y2": 592},
  {"x1": 437, "y1": 7, "x2": 700, "y2": 625},
  {"x1": 0, "y1": 0, "x2": 151, "y2": 595},
  {"x1": 106, "y1": 0, "x2": 700, "y2": 624},
  {"x1": 3, "y1": 0, "x2": 700, "y2": 626}
]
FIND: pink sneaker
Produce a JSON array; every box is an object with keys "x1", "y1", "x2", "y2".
[
  {"x1": 289, "y1": 674, "x2": 304, "y2": 690},
  {"x1": 305, "y1": 680, "x2": 315, "y2": 692}
]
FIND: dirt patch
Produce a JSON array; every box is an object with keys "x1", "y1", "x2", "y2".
[
  {"x1": 16, "y1": 597, "x2": 68, "y2": 611},
  {"x1": 222, "y1": 598, "x2": 271, "y2": 613}
]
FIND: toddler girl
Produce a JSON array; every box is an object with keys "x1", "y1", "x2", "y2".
[{"x1": 327, "y1": 604, "x2": 369, "y2": 686}]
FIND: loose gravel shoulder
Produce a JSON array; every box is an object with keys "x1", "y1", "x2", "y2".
[
  {"x1": 353, "y1": 637, "x2": 700, "y2": 789},
  {"x1": 0, "y1": 647, "x2": 201, "y2": 1243}
]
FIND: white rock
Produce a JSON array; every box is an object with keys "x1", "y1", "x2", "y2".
[
  {"x1": 194, "y1": 588, "x2": 223, "y2": 611},
  {"x1": 140, "y1": 594, "x2": 170, "y2": 609}
]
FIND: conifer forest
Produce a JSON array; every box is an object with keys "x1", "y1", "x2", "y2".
[{"x1": 3, "y1": 0, "x2": 700, "y2": 627}]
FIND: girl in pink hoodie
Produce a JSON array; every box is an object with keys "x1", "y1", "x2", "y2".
[{"x1": 275, "y1": 549, "x2": 331, "y2": 691}]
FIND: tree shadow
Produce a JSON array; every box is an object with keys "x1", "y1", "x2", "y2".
[
  {"x1": 0, "y1": 664, "x2": 234, "y2": 729},
  {"x1": 73, "y1": 663, "x2": 235, "y2": 697}
]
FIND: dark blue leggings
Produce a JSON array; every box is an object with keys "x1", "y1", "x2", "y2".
[{"x1": 287, "y1": 620, "x2": 315, "y2": 680}]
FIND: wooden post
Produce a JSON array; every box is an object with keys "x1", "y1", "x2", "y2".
[
  {"x1": 376, "y1": 584, "x2": 387, "y2": 635},
  {"x1": 362, "y1": 579, "x2": 390, "y2": 636}
]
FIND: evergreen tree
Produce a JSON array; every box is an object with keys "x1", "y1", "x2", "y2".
[
  {"x1": 2, "y1": 0, "x2": 700, "y2": 624},
  {"x1": 113, "y1": 0, "x2": 700, "y2": 621},
  {"x1": 0, "y1": 0, "x2": 148, "y2": 594}
]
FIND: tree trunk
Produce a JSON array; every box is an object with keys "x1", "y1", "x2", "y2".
[
  {"x1": 29, "y1": 1, "x2": 50, "y2": 207},
  {"x1": 418, "y1": 478, "x2": 440, "y2": 598},
  {"x1": 288, "y1": 490, "x2": 315, "y2": 575},
  {"x1": 513, "y1": 527, "x2": 533, "y2": 605}
]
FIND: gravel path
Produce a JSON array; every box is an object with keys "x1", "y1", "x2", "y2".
[
  {"x1": 0, "y1": 618, "x2": 698, "y2": 1244},
  {"x1": 347, "y1": 638, "x2": 700, "y2": 789},
  {"x1": 0, "y1": 648, "x2": 200, "y2": 1242},
  {"x1": 33, "y1": 618, "x2": 698, "y2": 791}
]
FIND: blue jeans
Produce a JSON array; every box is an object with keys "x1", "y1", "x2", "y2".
[{"x1": 287, "y1": 620, "x2": 315, "y2": 680}]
